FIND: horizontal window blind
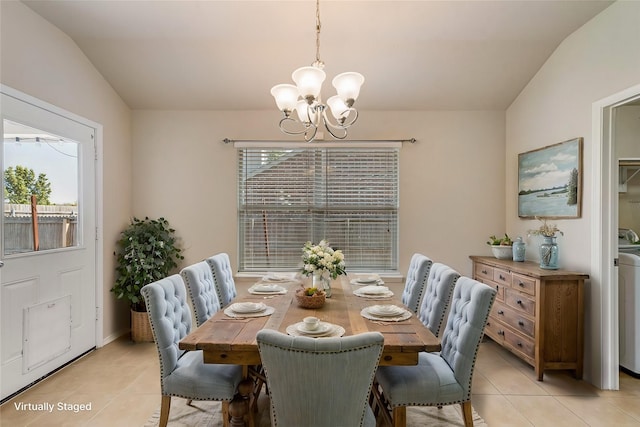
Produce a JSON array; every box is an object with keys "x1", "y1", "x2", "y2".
[{"x1": 238, "y1": 147, "x2": 398, "y2": 272}]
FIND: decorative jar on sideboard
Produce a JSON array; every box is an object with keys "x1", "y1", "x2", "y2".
[{"x1": 539, "y1": 236, "x2": 558, "y2": 269}]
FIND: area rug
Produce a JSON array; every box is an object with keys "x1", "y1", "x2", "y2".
[{"x1": 144, "y1": 395, "x2": 488, "y2": 426}]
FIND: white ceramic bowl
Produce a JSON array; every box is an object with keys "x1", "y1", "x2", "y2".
[{"x1": 491, "y1": 245, "x2": 513, "y2": 260}]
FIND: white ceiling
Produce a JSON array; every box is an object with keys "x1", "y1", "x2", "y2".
[{"x1": 22, "y1": 0, "x2": 613, "y2": 111}]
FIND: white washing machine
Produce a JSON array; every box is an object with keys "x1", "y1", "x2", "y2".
[{"x1": 619, "y1": 250, "x2": 640, "y2": 376}]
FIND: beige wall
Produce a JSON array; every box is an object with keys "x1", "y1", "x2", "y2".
[
  {"x1": 505, "y1": 0, "x2": 640, "y2": 385},
  {"x1": 1, "y1": 2, "x2": 133, "y2": 342},
  {"x1": 132, "y1": 109, "x2": 505, "y2": 277}
]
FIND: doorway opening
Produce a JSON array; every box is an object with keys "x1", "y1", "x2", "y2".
[{"x1": 592, "y1": 84, "x2": 640, "y2": 390}]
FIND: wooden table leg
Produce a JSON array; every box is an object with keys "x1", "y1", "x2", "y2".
[{"x1": 228, "y1": 378, "x2": 255, "y2": 427}]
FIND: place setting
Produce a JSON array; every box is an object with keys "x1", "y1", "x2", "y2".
[
  {"x1": 285, "y1": 316, "x2": 345, "y2": 338},
  {"x1": 353, "y1": 285, "x2": 394, "y2": 299},
  {"x1": 248, "y1": 282, "x2": 288, "y2": 295},
  {"x1": 349, "y1": 274, "x2": 385, "y2": 286},
  {"x1": 223, "y1": 301, "x2": 275, "y2": 318},
  {"x1": 361, "y1": 304, "x2": 412, "y2": 322}
]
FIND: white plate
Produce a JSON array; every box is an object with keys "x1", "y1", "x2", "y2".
[
  {"x1": 357, "y1": 277, "x2": 379, "y2": 284},
  {"x1": 358, "y1": 285, "x2": 389, "y2": 295},
  {"x1": 296, "y1": 322, "x2": 332, "y2": 336},
  {"x1": 262, "y1": 274, "x2": 289, "y2": 282},
  {"x1": 229, "y1": 302, "x2": 266, "y2": 314},
  {"x1": 251, "y1": 284, "x2": 285, "y2": 293},
  {"x1": 367, "y1": 304, "x2": 406, "y2": 317}
]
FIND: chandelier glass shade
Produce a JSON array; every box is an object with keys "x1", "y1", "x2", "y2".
[{"x1": 270, "y1": 0, "x2": 364, "y2": 142}]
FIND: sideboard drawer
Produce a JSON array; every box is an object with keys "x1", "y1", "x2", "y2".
[
  {"x1": 475, "y1": 264, "x2": 494, "y2": 281},
  {"x1": 504, "y1": 328, "x2": 535, "y2": 360},
  {"x1": 493, "y1": 268, "x2": 512, "y2": 287},
  {"x1": 484, "y1": 316, "x2": 505, "y2": 344},
  {"x1": 492, "y1": 301, "x2": 534, "y2": 337},
  {"x1": 512, "y1": 273, "x2": 537, "y2": 296},
  {"x1": 504, "y1": 288, "x2": 536, "y2": 317}
]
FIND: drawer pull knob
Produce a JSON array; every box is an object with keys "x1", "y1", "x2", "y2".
[
  {"x1": 517, "y1": 299, "x2": 523, "y2": 305},
  {"x1": 497, "y1": 310, "x2": 504, "y2": 315},
  {"x1": 499, "y1": 275, "x2": 506, "y2": 280},
  {"x1": 495, "y1": 285, "x2": 500, "y2": 291},
  {"x1": 518, "y1": 282, "x2": 525, "y2": 287},
  {"x1": 482, "y1": 270, "x2": 488, "y2": 275},
  {"x1": 517, "y1": 342, "x2": 523, "y2": 347},
  {"x1": 498, "y1": 330, "x2": 505, "y2": 336},
  {"x1": 518, "y1": 320, "x2": 524, "y2": 326}
]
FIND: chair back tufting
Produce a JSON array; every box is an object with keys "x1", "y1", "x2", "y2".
[
  {"x1": 205, "y1": 253, "x2": 237, "y2": 307},
  {"x1": 141, "y1": 275, "x2": 193, "y2": 384},
  {"x1": 439, "y1": 276, "x2": 496, "y2": 400},
  {"x1": 181, "y1": 261, "x2": 222, "y2": 326},
  {"x1": 402, "y1": 253, "x2": 433, "y2": 313},
  {"x1": 418, "y1": 263, "x2": 460, "y2": 338}
]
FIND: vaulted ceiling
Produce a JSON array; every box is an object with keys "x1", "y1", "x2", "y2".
[{"x1": 22, "y1": 0, "x2": 613, "y2": 111}]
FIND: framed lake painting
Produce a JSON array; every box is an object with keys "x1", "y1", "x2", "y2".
[{"x1": 518, "y1": 137, "x2": 583, "y2": 218}]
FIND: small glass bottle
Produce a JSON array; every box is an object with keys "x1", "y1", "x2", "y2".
[{"x1": 512, "y1": 236, "x2": 526, "y2": 262}]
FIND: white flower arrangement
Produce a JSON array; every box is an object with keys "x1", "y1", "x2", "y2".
[{"x1": 301, "y1": 240, "x2": 346, "y2": 280}]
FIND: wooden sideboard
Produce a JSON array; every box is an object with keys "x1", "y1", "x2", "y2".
[{"x1": 470, "y1": 256, "x2": 589, "y2": 381}]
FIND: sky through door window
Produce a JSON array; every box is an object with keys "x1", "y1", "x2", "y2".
[{"x1": 3, "y1": 120, "x2": 79, "y2": 255}]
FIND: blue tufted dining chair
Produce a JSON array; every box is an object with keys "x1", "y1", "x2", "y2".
[
  {"x1": 205, "y1": 253, "x2": 238, "y2": 308},
  {"x1": 256, "y1": 329, "x2": 384, "y2": 427},
  {"x1": 373, "y1": 276, "x2": 496, "y2": 427},
  {"x1": 402, "y1": 253, "x2": 433, "y2": 313},
  {"x1": 180, "y1": 261, "x2": 222, "y2": 327},
  {"x1": 417, "y1": 263, "x2": 460, "y2": 338},
  {"x1": 141, "y1": 274, "x2": 243, "y2": 427}
]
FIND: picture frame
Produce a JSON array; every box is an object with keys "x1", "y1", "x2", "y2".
[{"x1": 518, "y1": 137, "x2": 583, "y2": 219}]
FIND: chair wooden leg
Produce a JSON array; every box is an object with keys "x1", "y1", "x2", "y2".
[
  {"x1": 392, "y1": 406, "x2": 407, "y2": 427},
  {"x1": 460, "y1": 401, "x2": 473, "y2": 427},
  {"x1": 159, "y1": 395, "x2": 171, "y2": 427}
]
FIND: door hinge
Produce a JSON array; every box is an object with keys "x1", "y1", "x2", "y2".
[
  {"x1": 614, "y1": 258, "x2": 619, "y2": 267},
  {"x1": 96, "y1": 227, "x2": 99, "y2": 241}
]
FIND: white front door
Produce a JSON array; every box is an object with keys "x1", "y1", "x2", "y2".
[{"x1": 0, "y1": 89, "x2": 98, "y2": 400}]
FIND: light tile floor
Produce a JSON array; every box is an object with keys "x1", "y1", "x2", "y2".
[{"x1": 1, "y1": 336, "x2": 639, "y2": 426}]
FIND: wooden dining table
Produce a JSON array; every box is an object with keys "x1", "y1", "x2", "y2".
[{"x1": 178, "y1": 274, "x2": 440, "y2": 426}]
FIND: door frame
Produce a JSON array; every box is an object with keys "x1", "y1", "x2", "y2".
[
  {"x1": 592, "y1": 83, "x2": 640, "y2": 390},
  {"x1": 1, "y1": 84, "x2": 104, "y2": 347}
]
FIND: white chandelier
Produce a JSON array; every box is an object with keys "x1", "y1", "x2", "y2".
[{"x1": 270, "y1": 0, "x2": 364, "y2": 142}]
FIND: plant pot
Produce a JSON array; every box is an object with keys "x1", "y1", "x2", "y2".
[
  {"x1": 491, "y1": 245, "x2": 513, "y2": 260},
  {"x1": 131, "y1": 309, "x2": 154, "y2": 342}
]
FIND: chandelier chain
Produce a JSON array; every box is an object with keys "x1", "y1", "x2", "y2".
[{"x1": 315, "y1": 0, "x2": 322, "y2": 64}]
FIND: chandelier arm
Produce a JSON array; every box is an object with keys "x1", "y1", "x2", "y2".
[
  {"x1": 304, "y1": 125, "x2": 319, "y2": 142},
  {"x1": 321, "y1": 107, "x2": 359, "y2": 130},
  {"x1": 321, "y1": 111, "x2": 348, "y2": 140},
  {"x1": 339, "y1": 108, "x2": 359, "y2": 128},
  {"x1": 279, "y1": 116, "x2": 309, "y2": 136}
]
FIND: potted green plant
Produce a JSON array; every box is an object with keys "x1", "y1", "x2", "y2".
[
  {"x1": 111, "y1": 217, "x2": 184, "y2": 342},
  {"x1": 487, "y1": 233, "x2": 513, "y2": 260}
]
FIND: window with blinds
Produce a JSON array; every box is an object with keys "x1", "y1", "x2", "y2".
[{"x1": 238, "y1": 147, "x2": 399, "y2": 272}]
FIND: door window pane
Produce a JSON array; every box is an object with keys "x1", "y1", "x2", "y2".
[{"x1": 3, "y1": 120, "x2": 79, "y2": 255}]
